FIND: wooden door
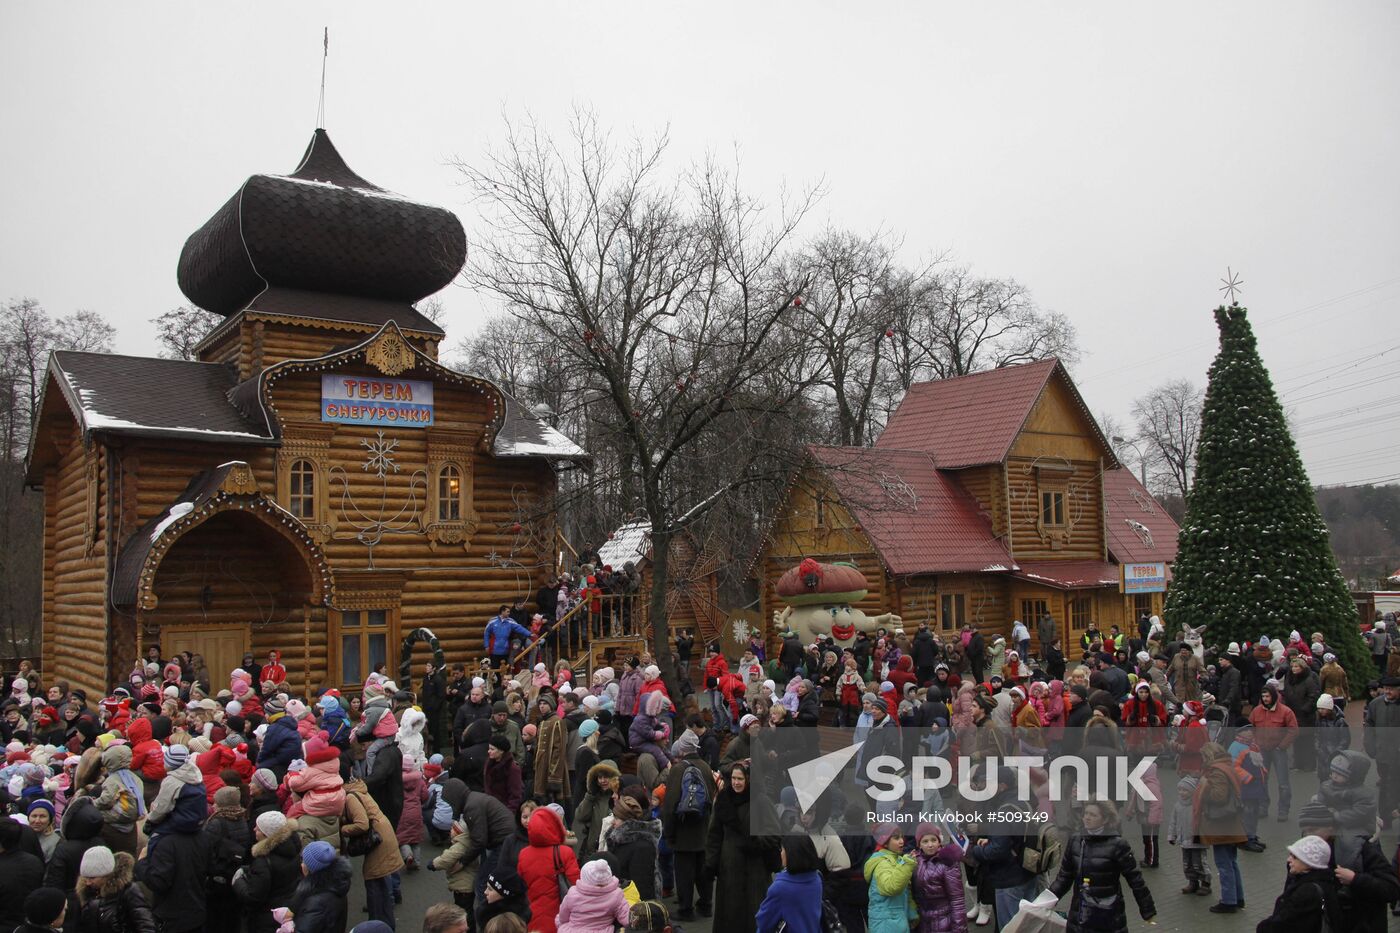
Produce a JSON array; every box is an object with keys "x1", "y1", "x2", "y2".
[{"x1": 163, "y1": 625, "x2": 249, "y2": 685}]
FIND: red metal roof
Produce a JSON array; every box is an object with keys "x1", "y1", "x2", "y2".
[
  {"x1": 1011, "y1": 560, "x2": 1121, "y2": 590},
  {"x1": 809, "y1": 445, "x2": 1014, "y2": 576},
  {"x1": 876, "y1": 359, "x2": 1059, "y2": 468},
  {"x1": 1102, "y1": 468, "x2": 1180, "y2": 565}
]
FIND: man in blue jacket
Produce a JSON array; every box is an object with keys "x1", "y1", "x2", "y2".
[{"x1": 484, "y1": 605, "x2": 532, "y2": 670}]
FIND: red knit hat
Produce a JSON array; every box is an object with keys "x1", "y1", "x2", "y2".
[{"x1": 304, "y1": 730, "x2": 340, "y2": 766}]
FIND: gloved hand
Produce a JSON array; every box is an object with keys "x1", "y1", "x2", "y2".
[{"x1": 426, "y1": 862, "x2": 439, "y2": 872}]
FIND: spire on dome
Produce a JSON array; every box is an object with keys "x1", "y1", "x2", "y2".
[{"x1": 176, "y1": 130, "x2": 466, "y2": 325}]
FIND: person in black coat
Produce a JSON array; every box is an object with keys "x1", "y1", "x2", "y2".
[
  {"x1": 364, "y1": 734, "x2": 405, "y2": 830},
  {"x1": 965, "y1": 629, "x2": 986, "y2": 683},
  {"x1": 421, "y1": 662, "x2": 448, "y2": 755},
  {"x1": 1255, "y1": 835, "x2": 1337, "y2": 933},
  {"x1": 135, "y1": 820, "x2": 209, "y2": 933},
  {"x1": 19, "y1": 887, "x2": 71, "y2": 933},
  {"x1": 45, "y1": 796, "x2": 105, "y2": 933},
  {"x1": 606, "y1": 791, "x2": 661, "y2": 900},
  {"x1": 478, "y1": 870, "x2": 532, "y2": 928},
  {"x1": 232, "y1": 813, "x2": 303, "y2": 933},
  {"x1": 1297, "y1": 803, "x2": 1400, "y2": 933},
  {"x1": 910, "y1": 625, "x2": 939, "y2": 684},
  {"x1": 201, "y1": 787, "x2": 254, "y2": 933},
  {"x1": 0, "y1": 820, "x2": 47, "y2": 932},
  {"x1": 288, "y1": 844, "x2": 353, "y2": 933},
  {"x1": 76, "y1": 850, "x2": 157, "y2": 933},
  {"x1": 1044, "y1": 800, "x2": 1155, "y2": 933}
]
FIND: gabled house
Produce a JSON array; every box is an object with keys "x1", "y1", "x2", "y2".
[
  {"x1": 24, "y1": 130, "x2": 586, "y2": 698},
  {"x1": 754, "y1": 359, "x2": 1179, "y2": 653}
]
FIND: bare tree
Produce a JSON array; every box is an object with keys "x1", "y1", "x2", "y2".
[
  {"x1": 1131, "y1": 378, "x2": 1204, "y2": 500},
  {"x1": 1, "y1": 299, "x2": 117, "y2": 461},
  {"x1": 0, "y1": 299, "x2": 115, "y2": 656},
  {"x1": 459, "y1": 110, "x2": 821, "y2": 696},
  {"x1": 151, "y1": 305, "x2": 221, "y2": 360},
  {"x1": 786, "y1": 229, "x2": 913, "y2": 446},
  {"x1": 418, "y1": 296, "x2": 448, "y2": 326},
  {"x1": 909, "y1": 266, "x2": 1080, "y2": 378}
]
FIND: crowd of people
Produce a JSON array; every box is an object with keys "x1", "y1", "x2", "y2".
[{"x1": 1, "y1": 605, "x2": 1399, "y2": 933}]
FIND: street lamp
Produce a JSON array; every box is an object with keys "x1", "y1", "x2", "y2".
[{"x1": 1111, "y1": 435, "x2": 1149, "y2": 488}]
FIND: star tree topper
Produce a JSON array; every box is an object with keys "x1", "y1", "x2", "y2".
[{"x1": 1219, "y1": 267, "x2": 1244, "y2": 305}]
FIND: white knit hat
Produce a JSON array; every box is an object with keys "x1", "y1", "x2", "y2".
[
  {"x1": 1316, "y1": 694, "x2": 1334, "y2": 711},
  {"x1": 1226, "y1": 642, "x2": 1240, "y2": 656},
  {"x1": 1286, "y1": 835, "x2": 1331, "y2": 870},
  {"x1": 80, "y1": 846, "x2": 116, "y2": 878},
  {"x1": 256, "y1": 810, "x2": 288, "y2": 837}
]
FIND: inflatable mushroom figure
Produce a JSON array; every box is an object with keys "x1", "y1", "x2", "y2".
[{"x1": 773, "y1": 558, "x2": 902, "y2": 648}]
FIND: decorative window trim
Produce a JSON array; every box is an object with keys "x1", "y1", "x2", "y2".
[
  {"x1": 277, "y1": 424, "x2": 335, "y2": 543},
  {"x1": 423, "y1": 428, "x2": 480, "y2": 550}
]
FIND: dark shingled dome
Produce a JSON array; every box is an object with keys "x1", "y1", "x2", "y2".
[{"x1": 177, "y1": 129, "x2": 467, "y2": 316}]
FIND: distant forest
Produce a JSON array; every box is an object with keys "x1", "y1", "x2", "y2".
[{"x1": 1317, "y1": 483, "x2": 1400, "y2": 590}]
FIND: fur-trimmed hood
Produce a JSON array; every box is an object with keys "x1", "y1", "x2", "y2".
[
  {"x1": 251, "y1": 817, "x2": 301, "y2": 857},
  {"x1": 78, "y1": 851, "x2": 136, "y2": 902},
  {"x1": 606, "y1": 816, "x2": 661, "y2": 848},
  {"x1": 585, "y1": 760, "x2": 620, "y2": 796}
]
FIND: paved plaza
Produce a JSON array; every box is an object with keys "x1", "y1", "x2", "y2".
[{"x1": 363, "y1": 762, "x2": 1388, "y2": 933}]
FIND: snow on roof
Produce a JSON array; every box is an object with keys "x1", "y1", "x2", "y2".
[{"x1": 597, "y1": 520, "x2": 651, "y2": 569}]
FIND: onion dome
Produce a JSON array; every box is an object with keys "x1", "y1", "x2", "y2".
[{"x1": 177, "y1": 129, "x2": 466, "y2": 316}]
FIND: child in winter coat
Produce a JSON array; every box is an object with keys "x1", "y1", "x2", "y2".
[
  {"x1": 864, "y1": 825, "x2": 915, "y2": 933},
  {"x1": 516, "y1": 806, "x2": 581, "y2": 933},
  {"x1": 557, "y1": 856, "x2": 632, "y2": 933},
  {"x1": 144, "y1": 745, "x2": 205, "y2": 831},
  {"x1": 628, "y1": 693, "x2": 673, "y2": 769},
  {"x1": 428, "y1": 818, "x2": 481, "y2": 913},
  {"x1": 286, "y1": 732, "x2": 346, "y2": 851},
  {"x1": 397, "y1": 759, "x2": 429, "y2": 869},
  {"x1": 837, "y1": 659, "x2": 864, "y2": 728},
  {"x1": 423, "y1": 762, "x2": 454, "y2": 845},
  {"x1": 1124, "y1": 758, "x2": 1163, "y2": 868},
  {"x1": 911, "y1": 824, "x2": 965, "y2": 933},
  {"x1": 1227, "y1": 724, "x2": 1269, "y2": 851},
  {"x1": 1165, "y1": 774, "x2": 1211, "y2": 896}
]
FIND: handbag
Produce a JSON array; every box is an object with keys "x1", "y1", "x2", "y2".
[
  {"x1": 554, "y1": 846, "x2": 572, "y2": 901},
  {"x1": 341, "y1": 792, "x2": 383, "y2": 857}
]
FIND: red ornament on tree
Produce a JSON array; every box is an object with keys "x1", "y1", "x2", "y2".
[
  {"x1": 792, "y1": 296, "x2": 804, "y2": 307},
  {"x1": 884, "y1": 328, "x2": 894, "y2": 338}
]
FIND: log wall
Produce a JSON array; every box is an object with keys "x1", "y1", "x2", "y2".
[
  {"x1": 41, "y1": 424, "x2": 109, "y2": 700},
  {"x1": 1004, "y1": 457, "x2": 1104, "y2": 559}
]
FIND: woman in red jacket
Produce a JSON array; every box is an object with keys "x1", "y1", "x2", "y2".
[{"x1": 516, "y1": 805, "x2": 580, "y2": 933}]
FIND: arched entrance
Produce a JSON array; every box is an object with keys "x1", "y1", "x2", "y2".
[{"x1": 110, "y1": 462, "x2": 332, "y2": 688}]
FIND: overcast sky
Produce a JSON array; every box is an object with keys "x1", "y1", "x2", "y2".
[{"x1": 3, "y1": 2, "x2": 1397, "y2": 487}]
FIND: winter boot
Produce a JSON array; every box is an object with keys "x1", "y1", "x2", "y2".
[{"x1": 975, "y1": 905, "x2": 993, "y2": 926}]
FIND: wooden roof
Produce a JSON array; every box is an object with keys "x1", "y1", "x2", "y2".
[
  {"x1": 808, "y1": 445, "x2": 1014, "y2": 576},
  {"x1": 876, "y1": 359, "x2": 1117, "y2": 469},
  {"x1": 176, "y1": 129, "x2": 462, "y2": 329},
  {"x1": 1102, "y1": 468, "x2": 1180, "y2": 564}
]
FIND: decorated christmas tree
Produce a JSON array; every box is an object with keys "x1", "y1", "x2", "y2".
[{"x1": 1164, "y1": 303, "x2": 1371, "y2": 687}]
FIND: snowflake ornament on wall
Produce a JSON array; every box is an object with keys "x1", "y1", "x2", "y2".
[{"x1": 361, "y1": 431, "x2": 401, "y2": 477}]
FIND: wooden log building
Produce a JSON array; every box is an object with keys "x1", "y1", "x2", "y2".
[
  {"x1": 24, "y1": 130, "x2": 587, "y2": 699},
  {"x1": 755, "y1": 359, "x2": 1180, "y2": 655}
]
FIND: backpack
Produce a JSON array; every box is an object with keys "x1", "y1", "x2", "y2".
[
  {"x1": 1020, "y1": 820, "x2": 1063, "y2": 876},
  {"x1": 205, "y1": 820, "x2": 248, "y2": 885},
  {"x1": 674, "y1": 762, "x2": 710, "y2": 821}
]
